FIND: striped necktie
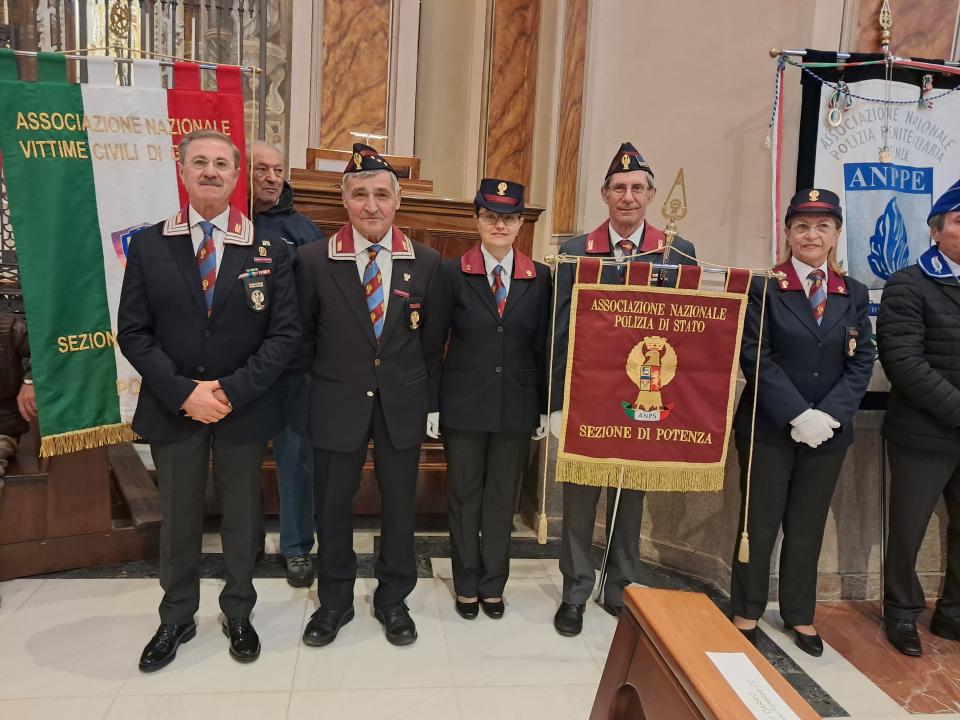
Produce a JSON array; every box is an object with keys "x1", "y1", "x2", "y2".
[
  {"x1": 364, "y1": 244, "x2": 385, "y2": 339},
  {"x1": 491, "y1": 265, "x2": 507, "y2": 316},
  {"x1": 196, "y1": 220, "x2": 217, "y2": 317},
  {"x1": 808, "y1": 269, "x2": 827, "y2": 325},
  {"x1": 618, "y1": 239, "x2": 635, "y2": 283}
]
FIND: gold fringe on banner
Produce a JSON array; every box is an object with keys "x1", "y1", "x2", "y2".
[
  {"x1": 39, "y1": 423, "x2": 140, "y2": 458},
  {"x1": 555, "y1": 458, "x2": 723, "y2": 492}
]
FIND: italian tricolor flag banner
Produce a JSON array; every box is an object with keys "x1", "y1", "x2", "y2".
[{"x1": 0, "y1": 50, "x2": 247, "y2": 456}]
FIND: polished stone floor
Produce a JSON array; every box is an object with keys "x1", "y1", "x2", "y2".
[{"x1": 0, "y1": 530, "x2": 957, "y2": 719}]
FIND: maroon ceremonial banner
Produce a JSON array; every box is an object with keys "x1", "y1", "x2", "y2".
[{"x1": 557, "y1": 259, "x2": 751, "y2": 491}]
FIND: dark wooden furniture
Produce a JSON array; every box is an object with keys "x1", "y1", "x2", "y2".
[{"x1": 592, "y1": 588, "x2": 820, "y2": 719}]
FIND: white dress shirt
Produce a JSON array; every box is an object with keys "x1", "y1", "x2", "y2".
[
  {"x1": 188, "y1": 206, "x2": 229, "y2": 274},
  {"x1": 354, "y1": 226, "x2": 393, "y2": 314},
  {"x1": 480, "y1": 244, "x2": 513, "y2": 295},
  {"x1": 791, "y1": 256, "x2": 829, "y2": 295},
  {"x1": 609, "y1": 222, "x2": 646, "y2": 258}
]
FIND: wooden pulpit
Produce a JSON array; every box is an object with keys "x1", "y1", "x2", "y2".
[{"x1": 592, "y1": 587, "x2": 820, "y2": 719}]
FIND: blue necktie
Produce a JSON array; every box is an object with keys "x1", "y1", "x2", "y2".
[
  {"x1": 492, "y1": 265, "x2": 507, "y2": 316},
  {"x1": 363, "y1": 244, "x2": 385, "y2": 339},
  {"x1": 196, "y1": 220, "x2": 217, "y2": 316},
  {"x1": 808, "y1": 269, "x2": 827, "y2": 325}
]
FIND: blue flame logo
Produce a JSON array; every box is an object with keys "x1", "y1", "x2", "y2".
[{"x1": 867, "y1": 197, "x2": 910, "y2": 280}]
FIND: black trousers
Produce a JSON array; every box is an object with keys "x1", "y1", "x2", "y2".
[
  {"x1": 152, "y1": 430, "x2": 266, "y2": 624},
  {"x1": 884, "y1": 440, "x2": 960, "y2": 621},
  {"x1": 559, "y1": 482, "x2": 645, "y2": 606},
  {"x1": 729, "y1": 438, "x2": 846, "y2": 627},
  {"x1": 313, "y1": 397, "x2": 420, "y2": 611},
  {"x1": 442, "y1": 428, "x2": 530, "y2": 598}
]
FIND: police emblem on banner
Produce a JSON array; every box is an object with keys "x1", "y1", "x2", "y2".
[
  {"x1": 110, "y1": 223, "x2": 150, "y2": 268},
  {"x1": 842, "y1": 163, "x2": 932, "y2": 291},
  {"x1": 621, "y1": 336, "x2": 676, "y2": 421}
]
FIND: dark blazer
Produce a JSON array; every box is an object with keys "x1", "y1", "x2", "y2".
[
  {"x1": 295, "y1": 224, "x2": 446, "y2": 452},
  {"x1": 733, "y1": 261, "x2": 875, "y2": 450},
  {"x1": 438, "y1": 245, "x2": 551, "y2": 433},
  {"x1": 879, "y1": 250, "x2": 960, "y2": 452},
  {"x1": 117, "y1": 206, "x2": 301, "y2": 443},
  {"x1": 550, "y1": 220, "x2": 697, "y2": 410}
]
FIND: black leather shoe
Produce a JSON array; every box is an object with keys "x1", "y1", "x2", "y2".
[
  {"x1": 789, "y1": 628, "x2": 824, "y2": 657},
  {"x1": 284, "y1": 554, "x2": 315, "y2": 588},
  {"x1": 455, "y1": 599, "x2": 479, "y2": 620},
  {"x1": 221, "y1": 617, "x2": 260, "y2": 663},
  {"x1": 599, "y1": 601, "x2": 623, "y2": 618},
  {"x1": 481, "y1": 598, "x2": 505, "y2": 619},
  {"x1": 302, "y1": 606, "x2": 355, "y2": 647},
  {"x1": 930, "y1": 610, "x2": 960, "y2": 641},
  {"x1": 138, "y1": 621, "x2": 197, "y2": 672},
  {"x1": 737, "y1": 626, "x2": 758, "y2": 646},
  {"x1": 375, "y1": 603, "x2": 418, "y2": 646},
  {"x1": 554, "y1": 602, "x2": 585, "y2": 637},
  {"x1": 885, "y1": 618, "x2": 922, "y2": 657}
]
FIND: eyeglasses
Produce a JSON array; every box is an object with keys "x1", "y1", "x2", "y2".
[
  {"x1": 186, "y1": 157, "x2": 235, "y2": 172},
  {"x1": 606, "y1": 183, "x2": 651, "y2": 197},
  {"x1": 789, "y1": 221, "x2": 837, "y2": 236},
  {"x1": 478, "y1": 211, "x2": 522, "y2": 227}
]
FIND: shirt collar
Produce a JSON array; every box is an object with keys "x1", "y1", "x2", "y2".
[
  {"x1": 609, "y1": 222, "x2": 645, "y2": 249},
  {"x1": 480, "y1": 244, "x2": 513, "y2": 277},
  {"x1": 791, "y1": 256, "x2": 828, "y2": 281},
  {"x1": 353, "y1": 226, "x2": 392, "y2": 255},
  {"x1": 188, "y1": 205, "x2": 230, "y2": 234}
]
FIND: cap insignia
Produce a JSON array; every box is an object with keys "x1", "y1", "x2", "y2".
[
  {"x1": 621, "y1": 153, "x2": 630, "y2": 170},
  {"x1": 353, "y1": 152, "x2": 363, "y2": 170},
  {"x1": 497, "y1": 182, "x2": 507, "y2": 196},
  {"x1": 809, "y1": 190, "x2": 820, "y2": 201}
]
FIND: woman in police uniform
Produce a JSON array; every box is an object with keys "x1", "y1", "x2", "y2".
[
  {"x1": 432, "y1": 178, "x2": 551, "y2": 619},
  {"x1": 729, "y1": 189, "x2": 874, "y2": 656}
]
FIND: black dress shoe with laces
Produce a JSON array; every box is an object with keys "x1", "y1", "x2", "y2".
[
  {"x1": 885, "y1": 618, "x2": 923, "y2": 657},
  {"x1": 787, "y1": 627, "x2": 824, "y2": 657},
  {"x1": 375, "y1": 602, "x2": 418, "y2": 646},
  {"x1": 138, "y1": 621, "x2": 197, "y2": 672},
  {"x1": 455, "y1": 599, "x2": 479, "y2": 620},
  {"x1": 302, "y1": 606, "x2": 355, "y2": 647},
  {"x1": 222, "y1": 617, "x2": 261, "y2": 663},
  {"x1": 930, "y1": 610, "x2": 960, "y2": 641},
  {"x1": 554, "y1": 602, "x2": 585, "y2": 637},
  {"x1": 284, "y1": 554, "x2": 316, "y2": 588},
  {"x1": 481, "y1": 598, "x2": 505, "y2": 619}
]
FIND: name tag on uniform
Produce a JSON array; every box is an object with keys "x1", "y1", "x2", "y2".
[{"x1": 845, "y1": 325, "x2": 859, "y2": 358}]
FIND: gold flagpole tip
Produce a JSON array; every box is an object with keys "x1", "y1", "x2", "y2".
[{"x1": 769, "y1": 47, "x2": 781, "y2": 58}]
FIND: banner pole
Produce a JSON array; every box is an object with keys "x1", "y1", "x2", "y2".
[{"x1": 595, "y1": 466, "x2": 625, "y2": 604}]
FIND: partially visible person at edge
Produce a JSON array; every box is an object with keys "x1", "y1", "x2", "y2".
[
  {"x1": 118, "y1": 129, "x2": 300, "y2": 672},
  {"x1": 431, "y1": 178, "x2": 551, "y2": 622},
  {"x1": 729, "y1": 189, "x2": 874, "y2": 658},
  {"x1": 878, "y1": 178, "x2": 960, "y2": 658},
  {"x1": 250, "y1": 141, "x2": 325, "y2": 589},
  {"x1": 549, "y1": 142, "x2": 697, "y2": 638}
]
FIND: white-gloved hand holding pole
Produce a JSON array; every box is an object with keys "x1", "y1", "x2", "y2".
[
  {"x1": 426, "y1": 411, "x2": 440, "y2": 439},
  {"x1": 531, "y1": 414, "x2": 548, "y2": 440}
]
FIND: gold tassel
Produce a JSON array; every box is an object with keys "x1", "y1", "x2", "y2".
[
  {"x1": 39, "y1": 423, "x2": 140, "y2": 457},
  {"x1": 537, "y1": 512, "x2": 548, "y2": 544},
  {"x1": 737, "y1": 531, "x2": 750, "y2": 564},
  {"x1": 555, "y1": 458, "x2": 724, "y2": 492}
]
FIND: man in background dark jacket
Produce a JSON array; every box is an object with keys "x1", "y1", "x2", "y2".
[
  {"x1": 251, "y1": 141, "x2": 324, "y2": 588},
  {"x1": 0, "y1": 312, "x2": 30, "y2": 477},
  {"x1": 878, "y1": 178, "x2": 960, "y2": 657}
]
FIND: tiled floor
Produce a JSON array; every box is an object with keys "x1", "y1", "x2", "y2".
[{"x1": 1, "y1": 549, "x2": 959, "y2": 719}]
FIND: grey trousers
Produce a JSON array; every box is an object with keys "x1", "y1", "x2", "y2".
[{"x1": 559, "y1": 481, "x2": 645, "y2": 606}]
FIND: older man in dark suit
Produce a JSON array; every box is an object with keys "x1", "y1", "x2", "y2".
[
  {"x1": 550, "y1": 142, "x2": 698, "y2": 636},
  {"x1": 295, "y1": 144, "x2": 446, "y2": 647},
  {"x1": 118, "y1": 129, "x2": 300, "y2": 671}
]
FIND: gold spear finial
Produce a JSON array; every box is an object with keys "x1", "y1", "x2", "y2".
[
  {"x1": 879, "y1": 0, "x2": 892, "y2": 51},
  {"x1": 661, "y1": 168, "x2": 688, "y2": 252}
]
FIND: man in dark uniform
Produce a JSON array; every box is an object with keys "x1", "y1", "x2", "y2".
[
  {"x1": 118, "y1": 129, "x2": 300, "y2": 671},
  {"x1": 296, "y1": 144, "x2": 446, "y2": 647},
  {"x1": 550, "y1": 142, "x2": 697, "y2": 636},
  {"x1": 879, "y1": 179, "x2": 960, "y2": 656},
  {"x1": 251, "y1": 141, "x2": 324, "y2": 588}
]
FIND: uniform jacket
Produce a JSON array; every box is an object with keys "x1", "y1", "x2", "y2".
[
  {"x1": 550, "y1": 220, "x2": 697, "y2": 410},
  {"x1": 117, "y1": 206, "x2": 301, "y2": 443},
  {"x1": 438, "y1": 244, "x2": 551, "y2": 433},
  {"x1": 295, "y1": 224, "x2": 446, "y2": 452},
  {"x1": 878, "y1": 247, "x2": 960, "y2": 451},
  {"x1": 733, "y1": 261, "x2": 874, "y2": 449}
]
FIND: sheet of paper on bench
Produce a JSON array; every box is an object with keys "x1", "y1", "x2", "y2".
[{"x1": 706, "y1": 652, "x2": 802, "y2": 720}]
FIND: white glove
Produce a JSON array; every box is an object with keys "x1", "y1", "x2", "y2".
[
  {"x1": 426, "y1": 411, "x2": 440, "y2": 439},
  {"x1": 789, "y1": 409, "x2": 840, "y2": 448},
  {"x1": 549, "y1": 410, "x2": 563, "y2": 439},
  {"x1": 531, "y1": 414, "x2": 548, "y2": 440}
]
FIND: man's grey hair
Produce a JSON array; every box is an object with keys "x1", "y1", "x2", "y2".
[
  {"x1": 251, "y1": 140, "x2": 283, "y2": 163},
  {"x1": 929, "y1": 213, "x2": 946, "y2": 233},
  {"x1": 603, "y1": 169, "x2": 655, "y2": 191},
  {"x1": 342, "y1": 168, "x2": 400, "y2": 196},
  {"x1": 178, "y1": 129, "x2": 240, "y2": 168}
]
